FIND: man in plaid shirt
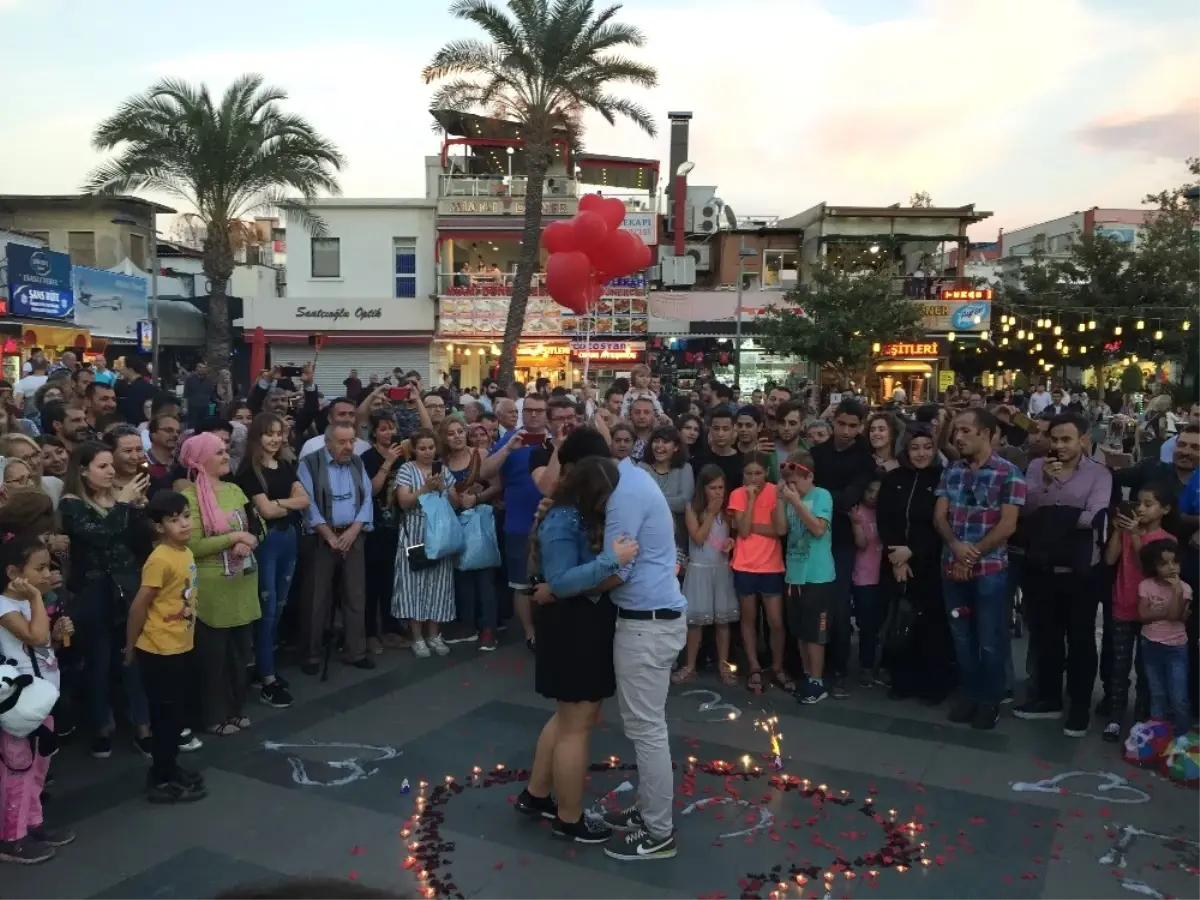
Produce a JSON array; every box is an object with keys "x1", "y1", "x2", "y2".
[{"x1": 934, "y1": 407, "x2": 1027, "y2": 730}]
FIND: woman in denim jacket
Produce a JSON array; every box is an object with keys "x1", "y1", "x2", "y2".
[{"x1": 514, "y1": 454, "x2": 638, "y2": 845}]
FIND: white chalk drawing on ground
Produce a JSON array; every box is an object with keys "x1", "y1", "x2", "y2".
[
  {"x1": 262, "y1": 740, "x2": 400, "y2": 787},
  {"x1": 680, "y1": 688, "x2": 743, "y2": 722},
  {"x1": 586, "y1": 779, "x2": 774, "y2": 839},
  {"x1": 1099, "y1": 823, "x2": 1200, "y2": 900},
  {"x1": 1009, "y1": 771, "x2": 1150, "y2": 804}
]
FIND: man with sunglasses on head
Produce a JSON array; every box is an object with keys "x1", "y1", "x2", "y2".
[{"x1": 933, "y1": 408, "x2": 1027, "y2": 731}]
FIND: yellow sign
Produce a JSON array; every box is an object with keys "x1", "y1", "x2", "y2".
[
  {"x1": 939, "y1": 288, "x2": 993, "y2": 301},
  {"x1": 517, "y1": 344, "x2": 570, "y2": 357},
  {"x1": 438, "y1": 198, "x2": 578, "y2": 216},
  {"x1": 880, "y1": 340, "x2": 940, "y2": 358},
  {"x1": 938, "y1": 370, "x2": 955, "y2": 392}
]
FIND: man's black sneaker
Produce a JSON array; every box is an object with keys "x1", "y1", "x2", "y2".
[
  {"x1": 971, "y1": 703, "x2": 1001, "y2": 730},
  {"x1": 27, "y1": 826, "x2": 74, "y2": 848},
  {"x1": 173, "y1": 766, "x2": 205, "y2": 789},
  {"x1": 515, "y1": 788, "x2": 557, "y2": 820},
  {"x1": 796, "y1": 678, "x2": 828, "y2": 705},
  {"x1": 1012, "y1": 699, "x2": 1064, "y2": 720},
  {"x1": 552, "y1": 815, "x2": 613, "y2": 844},
  {"x1": 90, "y1": 735, "x2": 113, "y2": 759},
  {"x1": 602, "y1": 805, "x2": 645, "y2": 832},
  {"x1": 260, "y1": 681, "x2": 294, "y2": 708},
  {"x1": 1062, "y1": 709, "x2": 1089, "y2": 738},
  {"x1": 947, "y1": 698, "x2": 977, "y2": 724},
  {"x1": 602, "y1": 827, "x2": 677, "y2": 861},
  {"x1": 0, "y1": 838, "x2": 55, "y2": 864},
  {"x1": 147, "y1": 777, "x2": 207, "y2": 804},
  {"x1": 1095, "y1": 695, "x2": 1113, "y2": 718},
  {"x1": 250, "y1": 670, "x2": 291, "y2": 690},
  {"x1": 134, "y1": 735, "x2": 153, "y2": 759}
]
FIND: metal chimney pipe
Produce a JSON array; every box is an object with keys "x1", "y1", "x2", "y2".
[{"x1": 667, "y1": 111, "x2": 692, "y2": 257}]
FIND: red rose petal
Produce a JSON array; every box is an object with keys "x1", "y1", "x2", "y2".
[
  {"x1": 348, "y1": 872, "x2": 359, "y2": 881},
  {"x1": 969, "y1": 816, "x2": 986, "y2": 825},
  {"x1": 349, "y1": 846, "x2": 365, "y2": 856},
  {"x1": 493, "y1": 862, "x2": 504, "y2": 871},
  {"x1": 1002, "y1": 875, "x2": 1013, "y2": 884}
]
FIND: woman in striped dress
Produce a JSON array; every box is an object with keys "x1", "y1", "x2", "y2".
[{"x1": 392, "y1": 429, "x2": 457, "y2": 658}]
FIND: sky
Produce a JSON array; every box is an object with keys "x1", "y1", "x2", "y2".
[{"x1": 2, "y1": 0, "x2": 1197, "y2": 239}]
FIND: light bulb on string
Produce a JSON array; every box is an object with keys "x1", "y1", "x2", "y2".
[
  {"x1": 1017, "y1": 329, "x2": 1026, "y2": 340},
  {"x1": 1114, "y1": 325, "x2": 1123, "y2": 336},
  {"x1": 1132, "y1": 354, "x2": 1139, "y2": 363},
  {"x1": 1001, "y1": 323, "x2": 1010, "y2": 333},
  {"x1": 1053, "y1": 324, "x2": 1062, "y2": 336},
  {"x1": 980, "y1": 330, "x2": 990, "y2": 341},
  {"x1": 1000, "y1": 314, "x2": 1008, "y2": 325},
  {"x1": 1035, "y1": 342, "x2": 1043, "y2": 351},
  {"x1": 1000, "y1": 337, "x2": 1009, "y2": 346},
  {"x1": 1136, "y1": 319, "x2": 1145, "y2": 330},
  {"x1": 1079, "y1": 346, "x2": 1086, "y2": 355},
  {"x1": 1054, "y1": 339, "x2": 1062, "y2": 349},
  {"x1": 1154, "y1": 329, "x2": 1163, "y2": 340},
  {"x1": 1077, "y1": 322, "x2": 1086, "y2": 333},
  {"x1": 1184, "y1": 321, "x2": 1192, "y2": 331},
  {"x1": 947, "y1": 332, "x2": 956, "y2": 342},
  {"x1": 1087, "y1": 320, "x2": 1096, "y2": 330}
]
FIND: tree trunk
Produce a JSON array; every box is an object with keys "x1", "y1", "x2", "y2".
[
  {"x1": 203, "y1": 226, "x2": 235, "y2": 372},
  {"x1": 496, "y1": 140, "x2": 550, "y2": 386}
]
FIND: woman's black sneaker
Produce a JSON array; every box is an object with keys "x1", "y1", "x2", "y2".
[
  {"x1": 27, "y1": 826, "x2": 74, "y2": 847},
  {"x1": 260, "y1": 681, "x2": 294, "y2": 708},
  {"x1": 515, "y1": 788, "x2": 557, "y2": 820},
  {"x1": 89, "y1": 735, "x2": 113, "y2": 759},
  {"x1": 552, "y1": 815, "x2": 613, "y2": 843},
  {"x1": 0, "y1": 838, "x2": 54, "y2": 864}
]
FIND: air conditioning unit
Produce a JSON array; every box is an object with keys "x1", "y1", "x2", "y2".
[
  {"x1": 684, "y1": 243, "x2": 710, "y2": 271},
  {"x1": 687, "y1": 199, "x2": 723, "y2": 235}
]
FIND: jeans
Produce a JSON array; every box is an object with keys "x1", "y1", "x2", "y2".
[
  {"x1": 829, "y1": 543, "x2": 856, "y2": 677},
  {"x1": 942, "y1": 571, "x2": 1009, "y2": 706},
  {"x1": 255, "y1": 526, "x2": 298, "y2": 679},
  {"x1": 613, "y1": 614, "x2": 688, "y2": 839},
  {"x1": 1140, "y1": 637, "x2": 1190, "y2": 736},
  {"x1": 1025, "y1": 566, "x2": 1101, "y2": 712},
  {"x1": 852, "y1": 583, "x2": 883, "y2": 671},
  {"x1": 75, "y1": 581, "x2": 148, "y2": 735},
  {"x1": 454, "y1": 567, "x2": 499, "y2": 632},
  {"x1": 137, "y1": 649, "x2": 190, "y2": 784}
]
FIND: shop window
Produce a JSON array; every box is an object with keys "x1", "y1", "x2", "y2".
[
  {"x1": 311, "y1": 237, "x2": 341, "y2": 278},
  {"x1": 68, "y1": 231, "x2": 96, "y2": 267},
  {"x1": 394, "y1": 238, "x2": 417, "y2": 298},
  {"x1": 129, "y1": 233, "x2": 147, "y2": 269},
  {"x1": 762, "y1": 249, "x2": 797, "y2": 289}
]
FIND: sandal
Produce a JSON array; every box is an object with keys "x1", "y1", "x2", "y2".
[
  {"x1": 747, "y1": 670, "x2": 764, "y2": 694},
  {"x1": 718, "y1": 662, "x2": 738, "y2": 686},
  {"x1": 770, "y1": 668, "x2": 797, "y2": 693},
  {"x1": 228, "y1": 716, "x2": 251, "y2": 729},
  {"x1": 207, "y1": 722, "x2": 240, "y2": 736},
  {"x1": 671, "y1": 665, "x2": 697, "y2": 685}
]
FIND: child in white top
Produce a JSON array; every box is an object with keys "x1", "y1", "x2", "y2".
[{"x1": 618, "y1": 364, "x2": 664, "y2": 419}]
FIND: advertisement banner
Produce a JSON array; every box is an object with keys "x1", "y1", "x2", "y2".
[
  {"x1": 71, "y1": 265, "x2": 149, "y2": 338},
  {"x1": 619, "y1": 212, "x2": 657, "y2": 245},
  {"x1": 4, "y1": 243, "x2": 74, "y2": 319},
  {"x1": 919, "y1": 300, "x2": 991, "y2": 332}
]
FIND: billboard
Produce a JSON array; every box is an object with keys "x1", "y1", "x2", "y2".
[
  {"x1": 71, "y1": 265, "x2": 149, "y2": 338},
  {"x1": 4, "y1": 243, "x2": 74, "y2": 319}
]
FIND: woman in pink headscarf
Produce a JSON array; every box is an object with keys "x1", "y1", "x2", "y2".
[{"x1": 177, "y1": 432, "x2": 262, "y2": 736}]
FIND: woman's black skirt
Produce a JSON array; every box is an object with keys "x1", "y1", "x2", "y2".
[{"x1": 534, "y1": 594, "x2": 617, "y2": 703}]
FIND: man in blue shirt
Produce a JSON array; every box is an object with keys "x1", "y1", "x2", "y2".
[
  {"x1": 297, "y1": 423, "x2": 374, "y2": 677},
  {"x1": 480, "y1": 393, "x2": 550, "y2": 649},
  {"x1": 599, "y1": 457, "x2": 687, "y2": 862}
]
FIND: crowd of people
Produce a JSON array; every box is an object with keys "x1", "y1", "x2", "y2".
[{"x1": 0, "y1": 348, "x2": 1196, "y2": 867}]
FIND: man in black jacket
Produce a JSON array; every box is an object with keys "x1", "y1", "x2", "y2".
[
  {"x1": 811, "y1": 398, "x2": 877, "y2": 696},
  {"x1": 116, "y1": 356, "x2": 158, "y2": 426}
]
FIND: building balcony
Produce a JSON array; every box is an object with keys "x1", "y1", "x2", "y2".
[
  {"x1": 889, "y1": 275, "x2": 975, "y2": 299},
  {"x1": 437, "y1": 272, "x2": 647, "y2": 298},
  {"x1": 439, "y1": 174, "x2": 579, "y2": 199}
]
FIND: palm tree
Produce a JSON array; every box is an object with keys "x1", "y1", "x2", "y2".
[
  {"x1": 424, "y1": 0, "x2": 658, "y2": 384},
  {"x1": 84, "y1": 74, "x2": 344, "y2": 372}
]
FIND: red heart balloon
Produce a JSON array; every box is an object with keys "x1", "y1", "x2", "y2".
[
  {"x1": 571, "y1": 210, "x2": 608, "y2": 253},
  {"x1": 578, "y1": 193, "x2": 605, "y2": 215},
  {"x1": 546, "y1": 251, "x2": 593, "y2": 312},
  {"x1": 597, "y1": 196, "x2": 628, "y2": 231},
  {"x1": 541, "y1": 220, "x2": 575, "y2": 254}
]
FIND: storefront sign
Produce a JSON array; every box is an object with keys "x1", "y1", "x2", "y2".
[
  {"x1": 570, "y1": 340, "x2": 646, "y2": 362},
  {"x1": 437, "y1": 198, "x2": 578, "y2": 217},
  {"x1": 919, "y1": 300, "x2": 991, "y2": 332},
  {"x1": 880, "y1": 340, "x2": 941, "y2": 358},
  {"x1": 938, "y1": 370, "x2": 955, "y2": 392},
  {"x1": 294, "y1": 305, "x2": 383, "y2": 322},
  {"x1": 518, "y1": 343, "x2": 570, "y2": 357},
  {"x1": 4, "y1": 243, "x2": 74, "y2": 319},
  {"x1": 620, "y1": 213, "x2": 657, "y2": 245},
  {"x1": 939, "y1": 287, "x2": 993, "y2": 302}
]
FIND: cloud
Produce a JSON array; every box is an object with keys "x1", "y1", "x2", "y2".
[{"x1": 1076, "y1": 100, "x2": 1200, "y2": 161}]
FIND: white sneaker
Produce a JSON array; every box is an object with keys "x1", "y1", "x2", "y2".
[
  {"x1": 412, "y1": 639, "x2": 431, "y2": 659},
  {"x1": 429, "y1": 635, "x2": 450, "y2": 656},
  {"x1": 178, "y1": 729, "x2": 204, "y2": 752}
]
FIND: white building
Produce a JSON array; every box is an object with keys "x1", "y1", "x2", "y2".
[
  {"x1": 241, "y1": 198, "x2": 438, "y2": 392},
  {"x1": 999, "y1": 207, "x2": 1150, "y2": 270}
]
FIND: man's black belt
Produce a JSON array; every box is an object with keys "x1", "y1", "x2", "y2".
[{"x1": 618, "y1": 608, "x2": 683, "y2": 621}]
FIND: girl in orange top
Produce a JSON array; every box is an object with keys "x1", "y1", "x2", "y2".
[{"x1": 727, "y1": 451, "x2": 789, "y2": 694}]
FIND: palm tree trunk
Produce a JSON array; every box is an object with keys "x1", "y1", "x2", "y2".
[
  {"x1": 203, "y1": 228, "x2": 235, "y2": 372},
  {"x1": 496, "y1": 141, "x2": 550, "y2": 386}
]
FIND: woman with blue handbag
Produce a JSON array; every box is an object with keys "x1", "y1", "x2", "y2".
[
  {"x1": 441, "y1": 419, "x2": 502, "y2": 651},
  {"x1": 392, "y1": 430, "x2": 457, "y2": 659}
]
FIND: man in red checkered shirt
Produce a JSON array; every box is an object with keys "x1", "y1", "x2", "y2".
[{"x1": 934, "y1": 407, "x2": 1027, "y2": 731}]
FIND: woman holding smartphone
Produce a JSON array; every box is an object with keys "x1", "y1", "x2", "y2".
[{"x1": 392, "y1": 429, "x2": 458, "y2": 658}]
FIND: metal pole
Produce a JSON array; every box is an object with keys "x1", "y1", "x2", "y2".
[
  {"x1": 734, "y1": 236, "x2": 744, "y2": 385},
  {"x1": 149, "y1": 228, "x2": 160, "y2": 385}
]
